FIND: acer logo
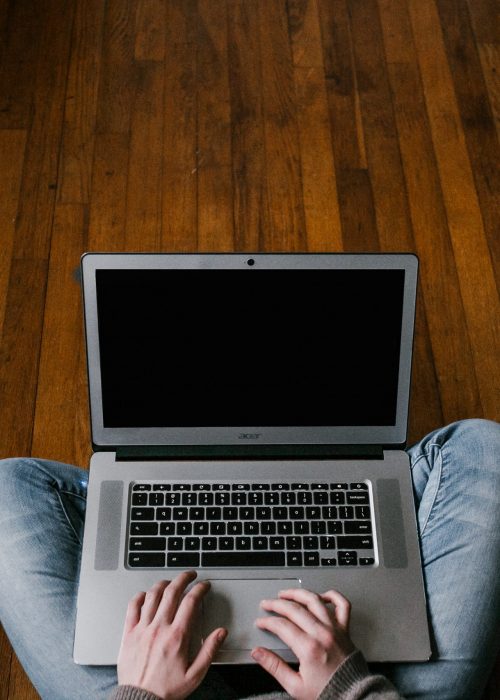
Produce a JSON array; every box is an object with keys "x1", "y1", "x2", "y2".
[{"x1": 238, "y1": 433, "x2": 262, "y2": 439}]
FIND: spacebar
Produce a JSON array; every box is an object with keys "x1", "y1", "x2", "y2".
[{"x1": 202, "y1": 552, "x2": 285, "y2": 567}]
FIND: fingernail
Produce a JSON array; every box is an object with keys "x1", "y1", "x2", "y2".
[
  {"x1": 218, "y1": 629, "x2": 227, "y2": 642},
  {"x1": 252, "y1": 649, "x2": 263, "y2": 661}
]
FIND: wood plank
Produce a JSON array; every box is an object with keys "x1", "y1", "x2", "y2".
[
  {"x1": 227, "y1": 0, "x2": 266, "y2": 251},
  {"x1": 88, "y1": 133, "x2": 129, "y2": 250},
  {"x1": 409, "y1": 0, "x2": 499, "y2": 421},
  {"x1": 466, "y1": 0, "x2": 499, "y2": 45},
  {"x1": 7, "y1": 657, "x2": 37, "y2": 700},
  {"x1": 32, "y1": 204, "x2": 90, "y2": 466},
  {"x1": 96, "y1": 0, "x2": 137, "y2": 135},
  {"x1": 436, "y1": 0, "x2": 500, "y2": 287},
  {"x1": 287, "y1": 0, "x2": 343, "y2": 251},
  {"x1": 58, "y1": 0, "x2": 105, "y2": 204},
  {"x1": 0, "y1": 130, "x2": 26, "y2": 340},
  {"x1": 13, "y1": 0, "x2": 75, "y2": 260},
  {"x1": 161, "y1": 0, "x2": 198, "y2": 250},
  {"x1": 0, "y1": 258, "x2": 48, "y2": 458},
  {"x1": 258, "y1": 0, "x2": 307, "y2": 250},
  {"x1": 196, "y1": 0, "x2": 234, "y2": 251},
  {"x1": 0, "y1": 624, "x2": 12, "y2": 700},
  {"x1": 478, "y1": 44, "x2": 500, "y2": 144},
  {"x1": 0, "y1": 1, "x2": 41, "y2": 129},
  {"x1": 125, "y1": 63, "x2": 164, "y2": 250},
  {"x1": 134, "y1": 0, "x2": 166, "y2": 61}
]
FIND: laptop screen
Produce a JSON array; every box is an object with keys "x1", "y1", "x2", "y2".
[{"x1": 95, "y1": 269, "x2": 404, "y2": 429}]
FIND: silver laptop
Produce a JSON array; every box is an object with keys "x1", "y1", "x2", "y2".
[{"x1": 73, "y1": 252, "x2": 431, "y2": 665}]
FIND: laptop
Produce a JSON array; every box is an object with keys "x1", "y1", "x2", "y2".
[{"x1": 73, "y1": 252, "x2": 431, "y2": 665}]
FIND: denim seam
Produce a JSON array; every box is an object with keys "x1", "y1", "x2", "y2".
[
  {"x1": 414, "y1": 443, "x2": 445, "y2": 536},
  {"x1": 52, "y1": 485, "x2": 84, "y2": 547}
]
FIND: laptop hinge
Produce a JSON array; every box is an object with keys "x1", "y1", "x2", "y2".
[{"x1": 115, "y1": 444, "x2": 385, "y2": 461}]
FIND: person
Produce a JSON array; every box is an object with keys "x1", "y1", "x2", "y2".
[{"x1": 0, "y1": 419, "x2": 499, "y2": 700}]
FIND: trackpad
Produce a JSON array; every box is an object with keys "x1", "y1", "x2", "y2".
[{"x1": 201, "y1": 578, "x2": 301, "y2": 650}]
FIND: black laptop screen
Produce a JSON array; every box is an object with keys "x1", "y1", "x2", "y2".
[{"x1": 95, "y1": 269, "x2": 405, "y2": 428}]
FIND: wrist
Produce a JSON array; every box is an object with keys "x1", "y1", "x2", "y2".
[{"x1": 109, "y1": 683, "x2": 164, "y2": 700}]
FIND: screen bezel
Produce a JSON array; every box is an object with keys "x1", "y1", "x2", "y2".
[{"x1": 81, "y1": 253, "x2": 418, "y2": 448}]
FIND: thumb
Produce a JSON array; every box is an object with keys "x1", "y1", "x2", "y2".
[
  {"x1": 187, "y1": 627, "x2": 227, "y2": 686},
  {"x1": 251, "y1": 647, "x2": 299, "y2": 696}
]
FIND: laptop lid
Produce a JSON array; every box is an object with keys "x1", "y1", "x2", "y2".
[{"x1": 81, "y1": 253, "x2": 417, "y2": 451}]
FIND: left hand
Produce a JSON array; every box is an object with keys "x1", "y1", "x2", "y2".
[{"x1": 252, "y1": 587, "x2": 356, "y2": 700}]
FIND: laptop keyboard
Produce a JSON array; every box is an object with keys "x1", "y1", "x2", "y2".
[{"x1": 127, "y1": 481, "x2": 376, "y2": 569}]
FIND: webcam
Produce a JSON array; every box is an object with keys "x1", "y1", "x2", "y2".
[{"x1": 247, "y1": 258, "x2": 255, "y2": 266}]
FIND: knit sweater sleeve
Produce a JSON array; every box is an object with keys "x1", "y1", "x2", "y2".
[{"x1": 108, "y1": 650, "x2": 402, "y2": 700}]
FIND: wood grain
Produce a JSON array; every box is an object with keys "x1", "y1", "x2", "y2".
[{"x1": 0, "y1": 1, "x2": 498, "y2": 696}]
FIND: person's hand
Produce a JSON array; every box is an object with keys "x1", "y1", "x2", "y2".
[
  {"x1": 117, "y1": 571, "x2": 227, "y2": 700},
  {"x1": 252, "y1": 588, "x2": 356, "y2": 700}
]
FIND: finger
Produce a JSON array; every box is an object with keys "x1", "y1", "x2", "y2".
[
  {"x1": 278, "y1": 588, "x2": 332, "y2": 627},
  {"x1": 140, "y1": 580, "x2": 171, "y2": 624},
  {"x1": 186, "y1": 627, "x2": 227, "y2": 687},
  {"x1": 173, "y1": 580, "x2": 210, "y2": 628},
  {"x1": 155, "y1": 570, "x2": 198, "y2": 624},
  {"x1": 259, "y1": 597, "x2": 326, "y2": 638},
  {"x1": 255, "y1": 614, "x2": 308, "y2": 656},
  {"x1": 251, "y1": 647, "x2": 300, "y2": 697},
  {"x1": 320, "y1": 590, "x2": 352, "y2": 630},
  {"x1": 123, "y1": 590, "x2": 146, "y2": 635}
]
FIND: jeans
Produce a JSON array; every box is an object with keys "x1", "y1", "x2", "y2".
[{"x1": 0, "y1": 419, "x2": 499, "y2": 700}]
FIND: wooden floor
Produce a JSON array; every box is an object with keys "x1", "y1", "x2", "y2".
[{"x1": 0, "y1": 0, "x2": 498, "y2": 698}]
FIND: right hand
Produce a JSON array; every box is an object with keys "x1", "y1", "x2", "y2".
[
  {"x1": 252, "y1": 587, "x2": 356, "y2": 700},
  {"x1": 117, "y1": 571, "x2": 227, "y2": 700}
]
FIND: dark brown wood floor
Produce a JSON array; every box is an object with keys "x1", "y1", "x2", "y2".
[{"x1": 0, "y1": 0, "x2": 498, "y2": 698}]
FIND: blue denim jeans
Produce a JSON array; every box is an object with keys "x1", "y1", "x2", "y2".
[{"x1": 0, "y1": 420, "x2": 499, "y2": 700}]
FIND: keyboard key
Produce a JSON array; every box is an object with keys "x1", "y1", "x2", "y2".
[
  {"x1": 261, "y1": 522, "x2": 276, "y2": 535},
  {"x1": 347, "y1": 492, "x2": 369, "y2": 505},
  {"x1": 273, "y1": 507, "x2": 288, "y2": 519},
  {"x1": 337, "y1": 536, "x2": 373, "y2": 549},
  {"x1": 344, "y1": 521, "x2": 372, "y2": 534},
  {"x1": 248, "y1": 493, "x2": 263, "y2": 505},
  {"x1": 177, "y1": 522, "x2": 192, "y2": 535},
  {"x1": 313, "y1": 492, "x2": 328, "y2": 504},
  {"x1": 272, "y1": 483, "x2": 289, "y2": 490},
  {"x1": 202, "y1": 537, "x2": 217, "y2": 550},
  {"x1": 232, "y1": 493, "x2": 247, "y2": 506},
  {"x1": 294, "y1": 521, "x2": 309, "y2": 535},
  {"x1": 193, "y1": 484, "x2": 210, "y2": 491},
  {"x1": 189, "y1": 507, "x2": 204, "y2": 520},
  {"x1": 182, "y1": 493, "x2": 197, "y2": 506},
  {"x1": 160, "y1": 522, "x2": 175, "y2": 535},
  {"x1": 130, "y1": 537, "x2": 166, "y2": 551},
  {"x1": 149, "y1": 493, "x2": 164, "y2": 506},
  {"x1": 129, "y1": 552, "x2": 164, "y2": 567},
  {"x1": 153, "y1": 484, "x2": 171, "y2": 491},
  {"x1": 185, "y1": 538, "x2": 200, "y2": 550},
  {"x1": 281, "y1": 492, "x2": 296, "y2": 505},
  {"x1": 287, "y1": 552, "x2": 303, "y2": 566},
  {"x1": 130, "y1": 522, "x2": 158, "y2": 536},
  {"x1": 252, "y1": 483, "x2": 270, "y2": 490},
  {"x1": 253, "y1": 537, "x2": 268, "y2": 550},
  {"x1": 220, "y1": 537, "x2": 235, "y2": 550},
  {"x1": 290, "y1": 507, "x2": 304, "y2": 519},
  {"x1": 206, "y1": 507, "x2": 222, "y2": 520},
  {"x1": 311, "y1": 521, "x2": 326, "y2": 534},
  {"x1": 173, "y1": 484, "x2": 191, "y2": 491},
  {"x1": 132, "y1": 493, "x2": 148, "y2": 506},
  {"x1": 193, "y1": 522, "x2": 209, "y2": 535},
  {"x1": 227, "y1": 522, "x2": 243, "y2": 535},
  {"x1": 270, "y1": 537, "x2": 285, "y2": 549},
  {"x1": 210, "y1": 522, "x2": 226, "y2": 535},
  {"x1": 327, "y1": 521, "x2": 343, "y2": 534},
  {"x1": 331, "y1": 483, "x2": 348, "y2": 490},
  {"x1": 322, "y1": 506, "x2": 337, "y2": 520},
  {"x1": 167, "y1": 537, "x2": 183, "y2": 550},
  {"x1": 223, "y1": 507, "x2": 238, "y2": 520},
  {"x1": 199, "y1": 493, "x2": 214, "y2": 506},
  {"x1": 339, "y1": 506, "x2": 354, "y2": 519},
  {"x1": 355, "y1": 506, "x2": 371, "y2": 519},
  {"x1": 244, "y1": 522, "x2": 259, "y2": 535},
  {"x1": 167, "y1": 553, "x2": 199, "y2": 567},
  {"x1": 133, "y1": 484, "x2": 151, "y2": 491},
  {"x1": 165, "y1": 493, "x2": 181, "y2": 505},
  {"x1": 240, "y1": 507, "x2": 255, "y2": 520},
  {"x1": 338, "y1": 551, "x2": 358, "y2": 566},
  {"x1": 202, "y1": 552, "x2": 285, "y2": 567},
  {"x1": 277, "y1": 521, "x2": 292, "y2": 534},
  {"x1": 350, "y1": 482, "x2": 368, "y2": 490},
  {"x1": 232, "y1": 483, "x2": 250, "y2": 491},
  {"x1": 212, "y1": 483, "x2": 230, "y2": 491},
  {"x1": 306, "y1": 506, "x2": 321, "y2": 519},
  {"x1": 215, "y1": 492, "x2": 230, "y2": 505},
  {"x1": 172, "y1": 508, "x2": 188, "y2": 520},
  {"x1": 297, "y1": 492, "x2": 312, "y2": 504},
  {"x1": 304, "y1": 536, "x2": 319, "y2": 550},
  {"x1": 264, "y1": 492, "x2": 280, "y2": 505},
  {"x1": 131, "y1": 508, "x2": 154, "y2": 520},
  {"x1": 320, "y1": 536, "x2": 336, "y2": 549},
  {"x1": 286, "y1": 536, "x2": 301, "y2": 550},
  {"x1": 236, "y1": 537, "x2": 251, "y2": 549},
  {"x1": 330, "y1": 492, "x2": 345, "y2": 505},
  {"x1": 292, "y1": 483, "x2": 309, "y2": 490},
  {"x1": 321, "y1": 557, "x2": 337, "y2": 566},
  {"x1": 311, "y1": 483, "x2": 328, "y2": 490},
  {"x1": 360, "y1": 557, "x2": 375, "y2": 565},
  {"x1": 156, "y1": 508, "x2": 172, "y2": 520},
  {"x1": 256, "y1": 507, "x2": 271, "y2": 520},
  {"x1": 305, "y1": 552, "x2": 319, "y2": 566}
]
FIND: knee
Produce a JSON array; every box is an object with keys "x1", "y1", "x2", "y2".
[
  {"x1": 445, "y1": 419, "x2": 500, "y2": 473},
  {"x1": 0, "y1": 458, "x2": 47, "y2": 510}
]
